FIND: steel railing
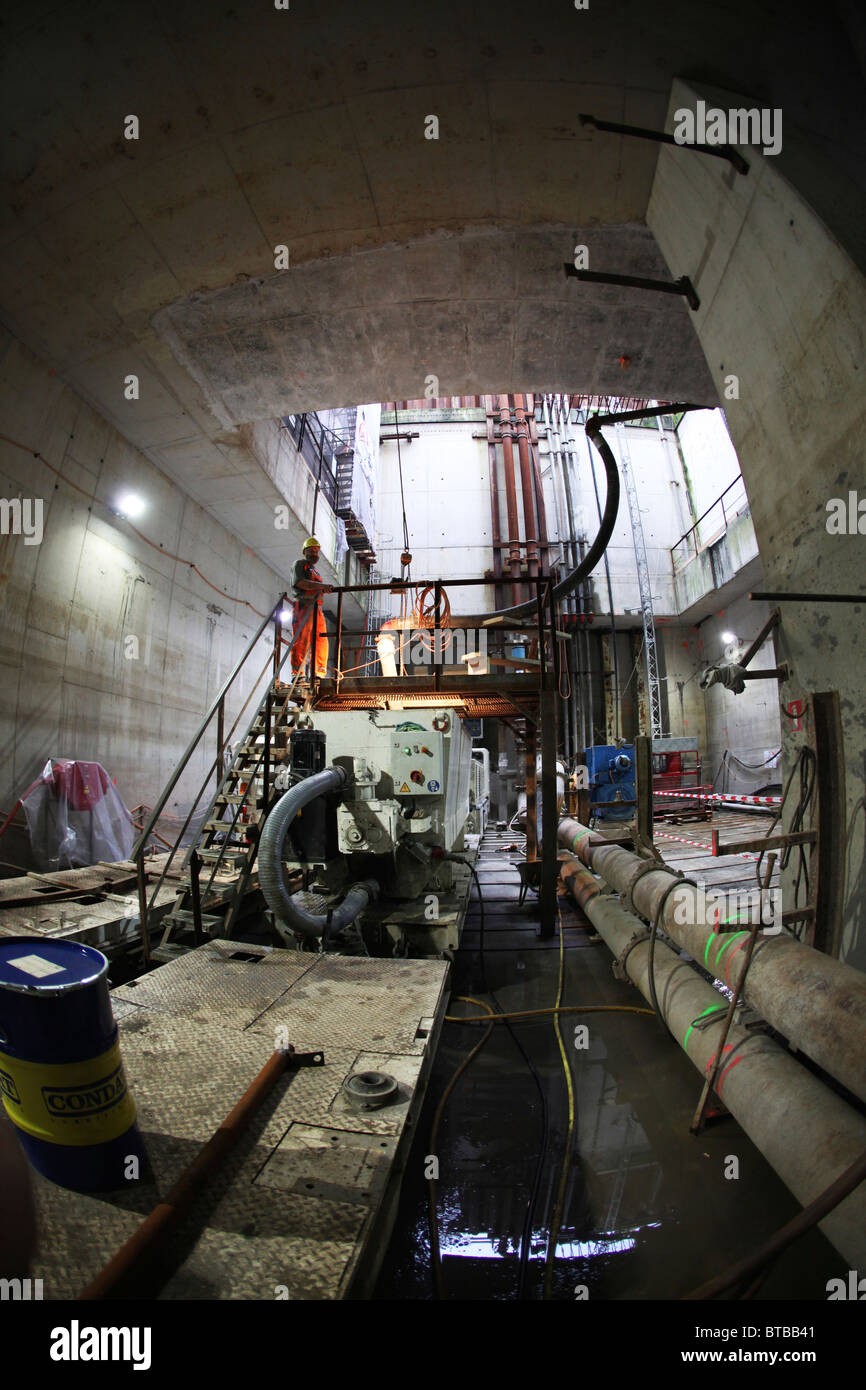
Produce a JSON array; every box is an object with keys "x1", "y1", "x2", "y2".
[
  {"x1": 671, "y1": 475, "x2": 749, "y2": 571},
  {"x1": 133, "y1": 593, "x2": 298, "y2": 956}
]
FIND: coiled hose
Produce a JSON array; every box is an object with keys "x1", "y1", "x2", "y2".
[{"x1": 258, "y1": 765, "x2": 379, "y2": 938}]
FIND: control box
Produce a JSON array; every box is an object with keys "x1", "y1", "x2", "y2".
[{"x1": 390, "y1": 732, "x2": 445, "y2": 796}]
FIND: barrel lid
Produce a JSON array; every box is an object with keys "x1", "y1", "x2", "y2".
[{"x1": 0, "y1": 938, "x2": 109, "y2": 995}]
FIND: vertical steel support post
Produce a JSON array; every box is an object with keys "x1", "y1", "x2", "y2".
[
  {"x1": 335, "y1": 589, "x2": 344, "y2": 691},
  {"x1": 540, "y1": 578, "x2": 558, "y2": 938},
  {"x1": 216, "y1": 697, "x2": 225, "y2": 793},
  {"x1": 137, "y1": 854, "x2": 151, "y2": 963},
  {"x1": 434, "y1": 580, "x2": 442, "y2": 692},
  {"x1": 525, "y1": 724, "x2": 538, "y2": 863},
  {"x1": 263, "y1": 688, "x2": 272, "y2": 811},
  {"x1": 635, "y1": 734, "x2": 654, "y2": 852},
  {"x1": 189, "y1": 849, "x2": 204, "y2": 945}
]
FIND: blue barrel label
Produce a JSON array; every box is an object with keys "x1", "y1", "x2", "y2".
[{"x1": 0, "y1": 1043, "x2": 136, "y2": 1146}]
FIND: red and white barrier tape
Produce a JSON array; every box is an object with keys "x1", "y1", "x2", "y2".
[
  {"x1": 653, "y1": 830, "x2": 760, "y2": 861},
  {"x1": 653, "y1": 789, "x2": 781, "y2": 806}
]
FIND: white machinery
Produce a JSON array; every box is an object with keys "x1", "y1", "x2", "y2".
[{"x1": 258, "y1": 707, "x2": 476, "y2": 954}]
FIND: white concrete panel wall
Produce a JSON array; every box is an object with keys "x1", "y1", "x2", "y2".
[
  {"x1": 376, "y1": 419, "x2": 494, "y2": 617},
  {"x1": 677, "y1": 407, "x2": 742, "y2": 523},
  {"x1": 0, "y1": 334, "x2": 289, "y2": 867}
]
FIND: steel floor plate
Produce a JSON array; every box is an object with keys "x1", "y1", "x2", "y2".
[{"x1": 28, "y1": 944, "x2": 449, "y2": 1301}]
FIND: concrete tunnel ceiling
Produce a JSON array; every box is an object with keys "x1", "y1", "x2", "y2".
[{"x1": 1, "y1": 0, "x2": 865, "y2": 561}]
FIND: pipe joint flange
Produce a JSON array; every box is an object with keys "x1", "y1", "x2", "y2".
[
  {"x1": 623, "y1": 859, "x2": 668, "y2": 917},
  {"x1": 342, "y1": 1070, "x2": 399, "y2": 1111},
  {"x1": 613, "y1": 929, "x2": 650, "y2": 981}
]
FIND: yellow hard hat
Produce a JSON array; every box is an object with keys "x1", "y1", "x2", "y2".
[{"x1": 303, "y1": 536, "x2": 321, "y2": 552}]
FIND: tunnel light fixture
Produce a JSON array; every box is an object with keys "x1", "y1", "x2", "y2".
[
  {"x1": 722, "y1": 631, "x2": 737, "y2": 644},
  {"x1": 114, "y1": 492, "x2": 145, "y2": 519},
  {"x1": 278, "y1": 608, "x2": 292, "y2": 623}
]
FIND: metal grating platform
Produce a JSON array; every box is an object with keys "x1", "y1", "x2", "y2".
[{"x1": 28, "y1": 942, "x2": 449, "y2": 1300}]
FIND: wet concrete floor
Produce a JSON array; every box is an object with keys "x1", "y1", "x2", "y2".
[{"x1": 374, "y1": 829, "x2": 845, "y2": 1301}]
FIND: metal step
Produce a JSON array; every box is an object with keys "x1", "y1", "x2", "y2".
[
  {"x1": 166, "y1": 909, "x2": 225, "y2": 929},
  {"x1": 196, "y1": 847, "x2": 250, "y2": 865}
]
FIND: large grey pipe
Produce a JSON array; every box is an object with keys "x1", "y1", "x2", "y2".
[
  {"x1": 559, "y1": 855, "x2": 866, "y2": 1268},
  {"x1": 258, "y1": 766, "x2": 379, "y2": 937},
  {"x1": 558, "y1": 817, "x2": 866, "y2": 1103}
]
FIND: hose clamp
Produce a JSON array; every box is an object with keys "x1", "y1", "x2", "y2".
[
  {"x1": 623, "y1": 860, "x2": 666, "y2": 917},
  {"x1": 613, "y1": 929, "x2": 650, "y2": 980}
]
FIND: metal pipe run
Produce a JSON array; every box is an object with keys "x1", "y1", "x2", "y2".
[
  {"x1": 514, "y1": 395, "x2": 539, "y2": 579},
  {"x1": 498, "y1": 395, "x2": 523, "y2": 603},
  {"x1": 557, "y1": 854, "x2": 866, "y2": 1269},
  {"x1": 558, "y1": 818, "x2": 866, "y2": 1103}
]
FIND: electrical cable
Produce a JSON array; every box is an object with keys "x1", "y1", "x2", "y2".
[
  {"x1": 445, "y1": 1003, "x2": 655, "y2": 1024},
  {"x1": 427, "y1": 995, "x2": 495, "y2": 1299},
  {"x1": 463, "y1": 858, "x2": 549, "y2": 1301},
  {"x1": 755, "y1": 747, "x2": 816, "y2": 931},
  {"x1": 682, "y1": 1147, "x2": 866, "y2": 1300},
  {"x1": 543, "y1": 896, "x2": 577, "y2": 1300}
]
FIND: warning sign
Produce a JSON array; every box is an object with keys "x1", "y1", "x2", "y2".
[{"x1": 400, "y1": 782, "x2": 411, "y2": 793}]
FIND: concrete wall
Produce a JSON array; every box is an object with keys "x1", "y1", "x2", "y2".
[
  {"x1": 0, "y1": 332, "x2": 288, "y2": 870},
  {"x1": 376, "y1": 411, "x2": 495, "y2": 617},
  {"x1": 649, "y1": 78, "x2": 866, "y2": 967},
  {"x1": 696, "y1": 596, "x2": 782, "y2": 788}
]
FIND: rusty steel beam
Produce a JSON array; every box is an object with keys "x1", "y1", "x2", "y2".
[
  {"x1": 513, "y1": 395, "x2": 538, "y2": 579},
  {"x1": 484, "y1": 396, "x2": 504, "y2": 609},
  {"x1": 557, "y1": 818, "x2": 866, "y2": 1103}
]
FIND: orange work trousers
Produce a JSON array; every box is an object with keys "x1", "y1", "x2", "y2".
[{"x1": 291, "y1": 600, "x2": 329, "y2": 677}]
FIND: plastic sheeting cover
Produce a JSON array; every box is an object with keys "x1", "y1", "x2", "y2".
[{"x1": 20, "y1": 759, "x2": 134, "y2": 871}]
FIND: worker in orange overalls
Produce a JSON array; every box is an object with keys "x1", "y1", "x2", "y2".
[{"x1": 290, "y1": 537, "x2": 331, "y2": 678}]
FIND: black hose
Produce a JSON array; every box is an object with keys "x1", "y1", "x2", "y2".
[
  {"x1": 465, "y1": 403, "x2": 701, "y2": 624},
  {"x1": 258, "y1": 766, "x2": 379, "y2": 937}
]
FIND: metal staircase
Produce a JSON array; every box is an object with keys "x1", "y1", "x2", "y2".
[
  {"x1": 132, "y1": 595, "x2": 316, "y2": 962},
  {"x1": 151, "y1": 671, "x2": 306, "y2": 959}
]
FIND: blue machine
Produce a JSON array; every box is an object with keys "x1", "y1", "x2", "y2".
[{"x1": 585, "y1": 744, "x2": 635, "y2": 821}]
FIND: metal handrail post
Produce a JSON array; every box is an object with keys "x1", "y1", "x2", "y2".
[
  {"x1": 216, "y1": 697, "x2": 224, "y2": 792},
  {"x1": 189, "y1": 850, "x2": 204, "y2": 945},
  {"x1": 335, "y1": 589, "x2": 343, "y2": 691}
]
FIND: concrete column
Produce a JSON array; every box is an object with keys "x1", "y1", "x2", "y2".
[{"x1": 649, "y1": 77, "x2": 866, "y2": 969}]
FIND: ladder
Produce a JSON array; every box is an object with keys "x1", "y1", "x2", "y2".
[
  {"x1": 152, "y1": 670, "x2": 306, "y2": 959},
  {"x1": 614, "y1": 422, "x2": 663, "y2": 738}
]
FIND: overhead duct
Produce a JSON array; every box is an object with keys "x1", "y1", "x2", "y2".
[
  {"x1": 558, "y1": 817, "x2": 866, "y2": 1104},
  {"x1": 558, "y1": 854, "x2": 866, "y2": 1269}
]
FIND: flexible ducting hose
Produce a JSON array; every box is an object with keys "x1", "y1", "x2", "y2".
[{"x1": 258, "y1": 765, "x2": 379, "y2": 938}]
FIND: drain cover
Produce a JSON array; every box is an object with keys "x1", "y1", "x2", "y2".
[{"x1": 342, "y1": 1070, "x2": 399, "y2": 1110}]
